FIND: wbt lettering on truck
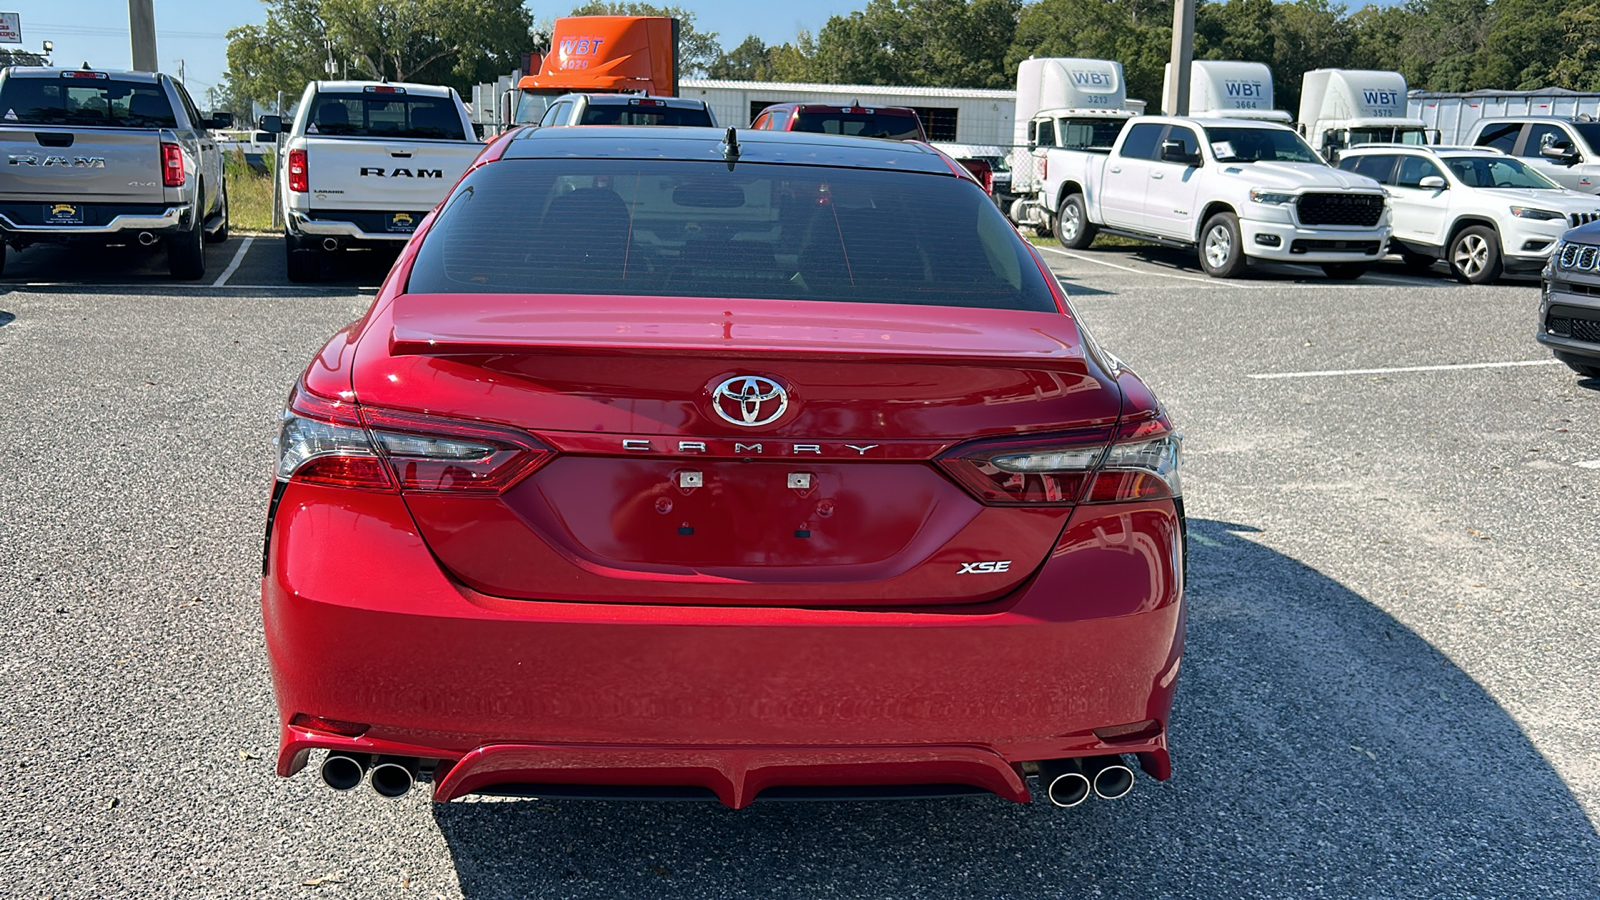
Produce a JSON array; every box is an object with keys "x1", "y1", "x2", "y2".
[
  {"x1": 557, "y1": 36, "x2": 606, "y2": 70},
  {"x1": 1362, "y1": 90, "x2": 1400, "y2": 110}
]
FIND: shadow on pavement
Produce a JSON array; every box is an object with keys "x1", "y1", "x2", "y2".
[
  {"x1": 0, "y1": 311, "x2": 13, "y2": 327},
  {"x1": 432, "y1": 519, "x2": 1599, "y2": 898}
]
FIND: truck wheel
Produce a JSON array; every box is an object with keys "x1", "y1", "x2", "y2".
[
  {"x1": 1055, "y1": 195, "x2": 1097, "y2": 250},
  {"x1": 1448, "y1": 226, "x2": 1502, "y2": 284},
  {"x1": 1564, "y1": 359, "x2": 1600, "y2": 379},
  {"x1": 167, "y1": 215, "x2": 206, "y2": 280},
  {"x1": 1198, "y1": 212, "x2": 1246, "y2": 278},
  {"x1": 285, "y1": 231, "x2": 321, "y2": 283},
  {"x1": 205, "y1": 181, "x2": 230, "y2": 244},
  {"x1": 1321, "y1": 263, "x2": 1368, "y2": 280}
]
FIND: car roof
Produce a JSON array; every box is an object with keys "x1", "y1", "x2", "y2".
[
  {"x1": 1342, "y1": 145, "x2": 1507, "y2": 156},
  {"x1": 1141, "y1": 115, "x2": 1293, "y2": 131},
  {"x1": 502, "y1": 126, "x2": 955, "y2": 175},
  {"x1": 559, "y1": 93, "x2": 707, "y2": 108},
  {"x1": 1474, "y1": 117, "x2": 1593, "y2": 126},
  {"x1": 3, "y1": 67, "x2": 160, "y2": 83},
  {"x1": 762, "y1": 102, "x2": 917, "y2": 113},
  {"x1": 314, "y1": 80, "x2": 455, "y2": 98}
]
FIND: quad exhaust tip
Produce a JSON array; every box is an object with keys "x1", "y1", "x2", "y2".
[
  {"x1": 319, "y1": 752, "x2": 368, "y2": 791},
  {"x1": 1035, "y1": 759, "x2": 1091, "y2": 808},
  {"x1": 370, "y1": 756, "x2": 418, "y2": 798},
  {"x1": 1035, "y1": 755, "x2": 1135, "y2": 805}
]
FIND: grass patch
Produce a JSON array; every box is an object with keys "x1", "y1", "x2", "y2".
[
  {"x1": 1027, "y1": 232, "x2": 1146, "y2": 249},
  {"x1": 224, "y1": 150, "x2": 276, "y2": 234}
]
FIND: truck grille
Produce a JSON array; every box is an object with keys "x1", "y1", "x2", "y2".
[
  {"x1": 1570, "y1": 212, "x2": 1600, "y2": 227},
  {"x1": 1557, "y1": 243, "x2": 1600, "y2": 270},
  {"x1": 1296, "y1": 193, "x2": 1384, "y2": 227}
]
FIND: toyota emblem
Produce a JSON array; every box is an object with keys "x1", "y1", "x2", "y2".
[{"x1": 710, "y1": 376, "x2": 789, "y2": 427}]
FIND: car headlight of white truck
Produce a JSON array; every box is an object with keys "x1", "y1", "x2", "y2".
[
  {"x1": 1510, "y1": 206, "x2": 1565, "y2": 221},
  {"x1": 1249, "y1": 189, "x2": 1297, "y2": 205}
]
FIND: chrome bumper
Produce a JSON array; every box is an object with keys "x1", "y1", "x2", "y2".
[
  {"x1": 0, "y1": 206, "x2": 187, "y2": 235},
  {"x1": 288, "y1": 210, "x2": 409, "y2": 242}
]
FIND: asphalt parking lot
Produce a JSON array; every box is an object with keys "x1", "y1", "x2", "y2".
[{"x1": 1, "y1": 236, "x2": 1596, "y2": 898}]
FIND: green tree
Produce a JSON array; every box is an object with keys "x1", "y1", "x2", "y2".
[
  {"x1": 1010, "y1": 0, "x2": 1171, "y2": 104},
  {"x1": 224, "y1": 0, "x2": 537, "y2": 107},
  {"x1": 1552, "y1": 2, "x2": 1600, "y2": 90},
  {"x1": 707, "y1": 36, "x2": 777, "y2": 81},
  {"x1": 567, "y1": 2, "x2": 722, "y2": 76},
  {"x1": 0, "y1": 48, "x2": 47, "y2": 66},
  {"x1": 808, "y1": 0, "x2": 1022, "y2": 88}
]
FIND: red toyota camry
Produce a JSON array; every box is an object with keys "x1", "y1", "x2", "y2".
[{"x1": 263, "y1": 126, "x2": 1186, "y2": 808}]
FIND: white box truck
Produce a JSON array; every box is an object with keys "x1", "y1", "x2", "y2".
[
  {"x1": 1298, "y1": 69, "x2": 1428, "y2": 161},
  {"x1": 1163, "y1": 60, "x2": 1292, "y2": 123}
]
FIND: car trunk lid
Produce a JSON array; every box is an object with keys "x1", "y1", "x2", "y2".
[{"x1": 355, "y1": 294, "x2": 1123, "y2": 607}]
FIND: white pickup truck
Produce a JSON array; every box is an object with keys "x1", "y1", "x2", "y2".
[
  {"x1": 1041, "y1": 115, "x2": 1393, "y2": 279},
  {"x1": 265, "y1": 80, "x2": 481, "y2": 282}
]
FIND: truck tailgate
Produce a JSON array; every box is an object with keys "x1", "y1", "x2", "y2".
[
  {"x1": 303, "y1": 137, "x2": 478, "y2": 211},
  {"x1": 0, "y1": 126, "x2": 167, "y2": 204}
]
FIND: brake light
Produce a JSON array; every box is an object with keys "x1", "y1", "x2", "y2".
[
  {"x1": 938, "y1": 420, "x2": 1181, "y2": 506},
  {"x1": 630, "y1": 98, "x2": 666, "y2": 107},
  {"x1": 287, "y1": 149, "x2": 308, "y2": 193},
  {"x1": 1042, "y1": 156, "x2": 1048, "y2": 180},
  {"x1": 160, "y1": 142, "x2": 184, "y2": 187},
  {"x1": 361, "y1": 407, "x2": 553, "y2": 493},
  {"x1": 274, "y1": 385, "x2": 552, "y2": 493}
]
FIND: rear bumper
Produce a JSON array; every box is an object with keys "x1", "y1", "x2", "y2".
[
  {"x1": 0, "y1": 205, "x2": 187, "y2": 236},
  {"x1": 287, "y1": 209, "x2": 420, "y2": 243},
  {"x1": 263, "y1": 484, "x2": 1186, "y2": 806}
]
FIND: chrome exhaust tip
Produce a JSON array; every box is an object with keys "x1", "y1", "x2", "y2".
[
  {"x1": 137, "y1": 231, "x2": 158, "y2": 246},
  {"x1": 322, "y1": 237, "x2": 339, "y2": 252},
  {"x1": 319, "y1": 752, "x2": 368, "y2": 791},
  {"x1": 1034, "y1": 759, "x2": 1091, "y2": 808},
  {"x1": 1084, "y1": 755, "x2": 1136, "y2": 800},
  {"x1": 370, "y1": 756, "x2": 417, "y2": 798}
]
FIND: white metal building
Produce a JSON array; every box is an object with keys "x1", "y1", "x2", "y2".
[{"x1": 678, "y1": 79, "x2": 1018, "y2": 146}]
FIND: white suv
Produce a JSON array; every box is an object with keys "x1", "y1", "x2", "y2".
[{"x1": 1337, "y1": 145, "x2": 1600, "y2": 283}]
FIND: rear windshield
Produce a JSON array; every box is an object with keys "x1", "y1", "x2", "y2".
[
  {"x1": 408, "y1": 158, "x2": 1056, "y2": 312},
  {"x1": 790, "y1": 111, "x2": 924, "y2": 141},
  {"x1": 306, "y1": 92, "x2": 465, "y2": 139},
  {"x1": 0, "y1": 77, "x2": 176, "y2": 128},
  {"x1": 579, "y1": 104, "x2": 713, "y2": 126}
]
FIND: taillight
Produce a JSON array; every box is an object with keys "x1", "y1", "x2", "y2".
[
  {"x1": 287, "y1": 149, "x2": 308, "y2": 193},
  {"x1": 938, "y1": 421, "x2": 1181, "y2": 506},
  {"x1": 160, "y1": 142, "x2": 184, "y2": 187},
  {"x1": 1042, "y1": 156, "x2": 1048, "y2": 180},
  {"x1": 361, "y1": 407, "x2": 552, "y2": 493},
  {"x1": 274, "y1": 388, "x2": 393, "y2": 491},
  {"x1": 274, "y1": 385, "x2": 552, "y2": 493}
]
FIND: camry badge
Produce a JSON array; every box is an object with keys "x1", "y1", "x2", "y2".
[{"x1": 711, "y1": 376, "x2": 788, "y2": 427}]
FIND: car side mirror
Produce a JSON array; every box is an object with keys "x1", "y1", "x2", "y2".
[
  {"x1": 256, "y1": 115, "x2": 283, "y2": 134},
  {"x1": 1541, "y1": 142, "x2": 1579, "y2": 163},
  {"x1": 1160, "y1": 139, "x2": 1200, "y2": 166},
  {"x1": 1418, "y1": 175, "x2": 1447, "y2": 189},
  {"x1": 205, "y1": 111, "x2": 234, "y2": 129}
]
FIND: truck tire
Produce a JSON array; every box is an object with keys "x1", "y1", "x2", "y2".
[
  {"x1": 1448, "y1": 225, "x2": 1502, "y2": 284},
  {"x1": 1321, "y1": 263, "x2": 1368, "y2": 280},
  {"x1": 1564, "y1": 359, "x2": 1600, "y2": 379},
  {"x1": 1198, "y1": 212, "x2": 1247, "y2": 278},
  {"x1": 1055, "y1": 194, "x2": 1097, "y2": 250},
  {"x1": 167, "y1": 214, "x2": 206, "y2": 280},
  {"x1": 285, "y1": 231, "x2": 321, "y2": 283},
  {"x1": 0, "y1": 243, "x2": 7, "y2": 278},
  {"x1": 205, "y1": 181, "x2": 230, "y2": 244}
]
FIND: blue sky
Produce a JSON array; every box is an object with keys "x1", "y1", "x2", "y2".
[{"x1": 1, "y1": 1, "x2": 858, "y2": 102}]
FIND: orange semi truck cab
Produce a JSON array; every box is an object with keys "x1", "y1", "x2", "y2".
[{"x1": 509, "y1": 16, "x2": 680, "y2": 127}]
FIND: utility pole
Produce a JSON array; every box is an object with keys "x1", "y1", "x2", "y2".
[
  {"x1": 129, "y1": 0, "x2": 158, "y2": 72},
  {"x1": 176, "y1": 58, "x2": 185, "y2": 84},
  {"x1": 1164, "y1": 0, "x2": 1195, "y2": 116}
]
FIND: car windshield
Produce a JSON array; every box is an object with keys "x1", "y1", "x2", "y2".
[
  {"x1": 1443, "y1": 155, "x2": 1560, "y2": 189},
  {"x1": 0, "y1": 76, "x2": 177, "y2": 128},
  {"x1": 790, "y1": 111, "x2": 923, "y2": 141},
  {"x1": 307, "y1": 92, "x2": 465, "y2": 139},
  {"x1": 1569, "y1": 123, "x2": 1600, "y2": 154},
  {"x1": 579, "y1": 104, "x2": 713, "y2": 126},
  {"x1": 1203, "y1": 126, "x2": 1321, "y2": 164},
  {"x1": 1059, "y1": 118, "x2": 1128, "y2": 152},
  {"x1": 513, "y1": 90, "x2": 560, "y2": 125},
  {"x1": 408, "y1": 158, "x2": 1056, "y2": 312}
]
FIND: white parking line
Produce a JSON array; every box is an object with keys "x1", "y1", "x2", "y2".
[
  {"x1": 212, "y1": 236, "x2": 254, "y2": 287},
  {"x1": 1576, "y1": 460, "x2": 1600, "y2": 470},
  {"x1": 1250, "y1": 359, "x2": 1564, "y2": 379},
  {"x1": 1035, "y1": 245, "x2": 1220, "y2": 284}
]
